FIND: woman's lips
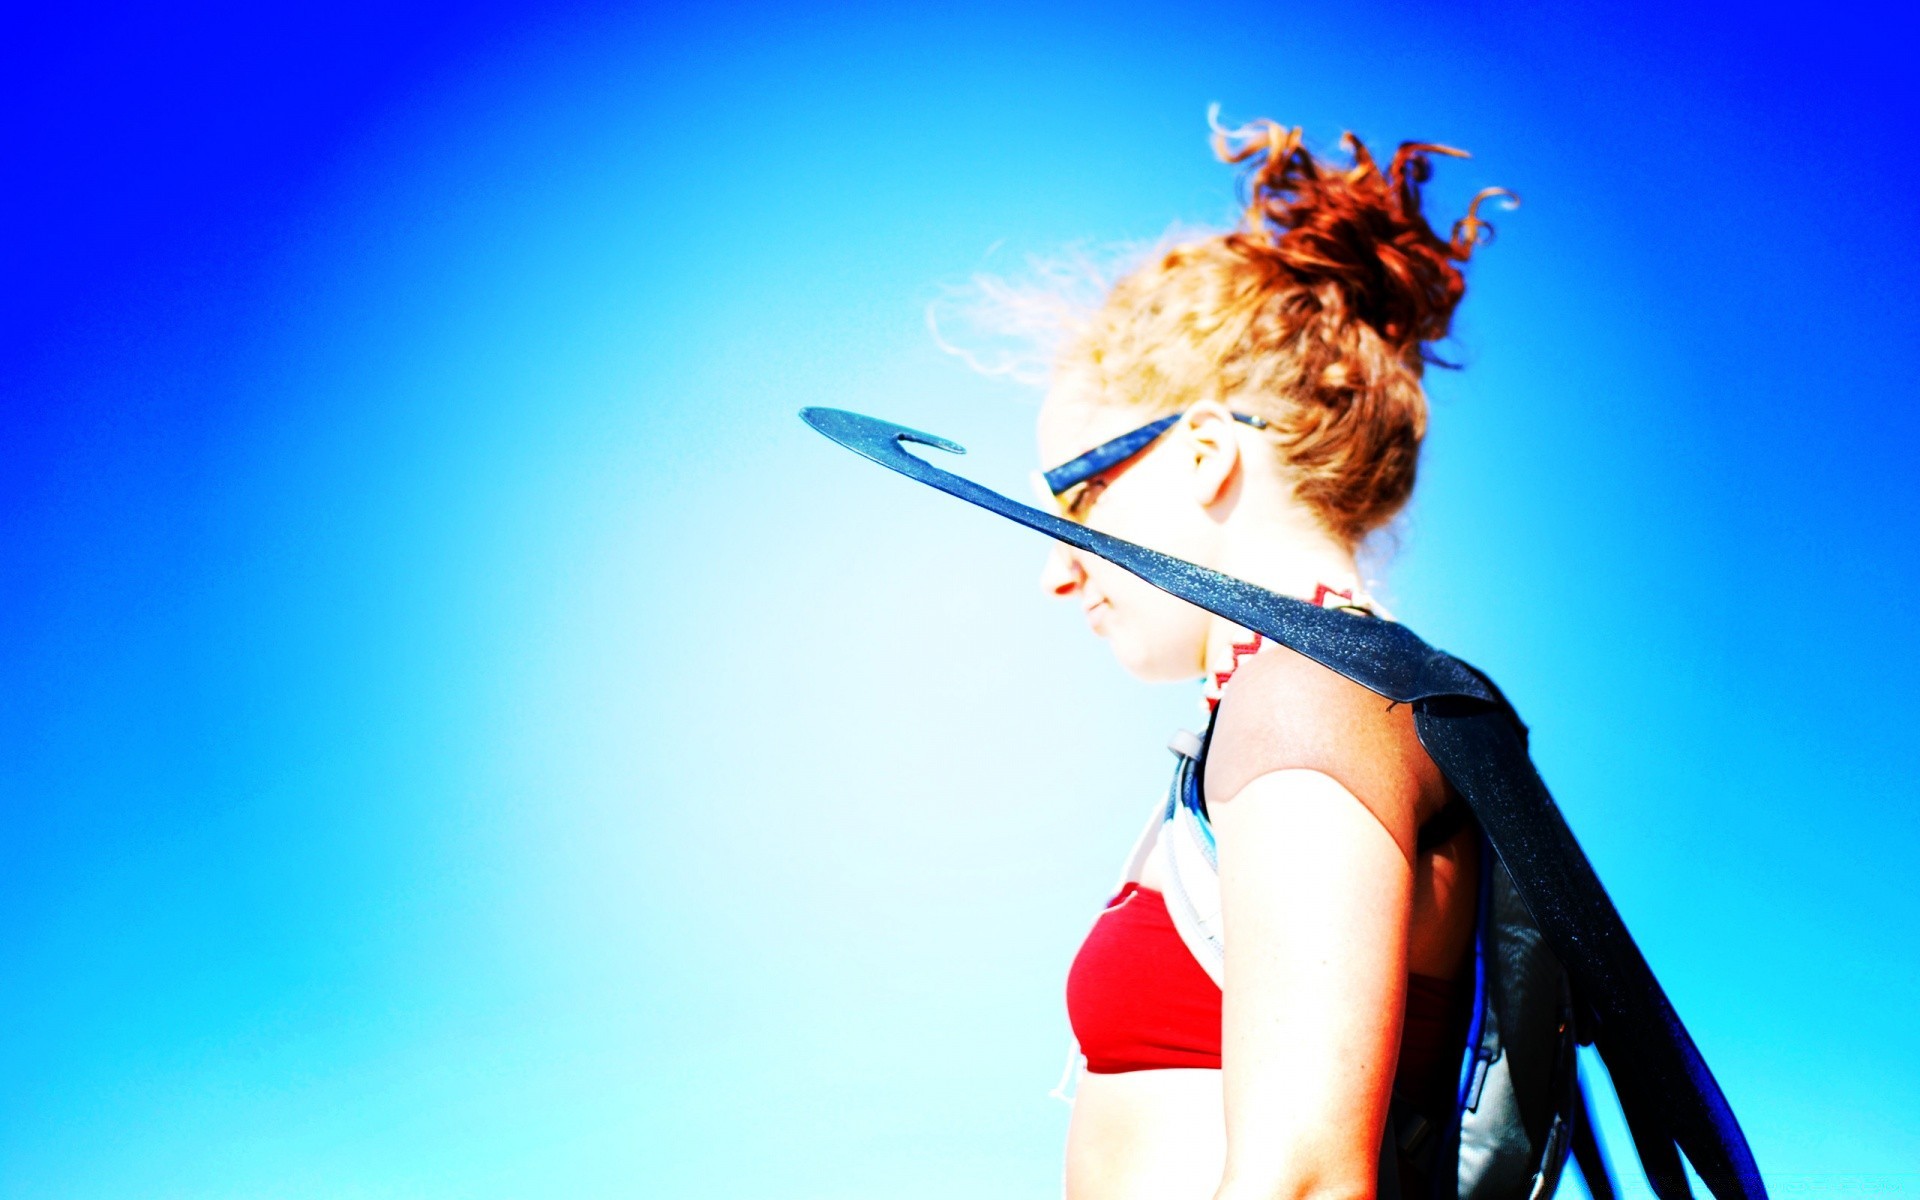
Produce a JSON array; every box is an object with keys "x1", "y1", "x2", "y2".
[{"x1": 1083, "y1": 599, "x2": 1110, "y2": 634}]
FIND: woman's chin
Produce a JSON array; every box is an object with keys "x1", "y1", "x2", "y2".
[{"x1": 1107, "y1": 635, "x2": 1198, "y2": 685}]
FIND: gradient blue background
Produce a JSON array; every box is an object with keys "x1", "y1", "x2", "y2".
[{"x1": 4, "y1": 2, "x2": 1916, "y2": 1196}]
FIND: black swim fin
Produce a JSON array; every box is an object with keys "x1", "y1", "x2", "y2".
[{"x1": 800, "y1": 407, "x2": 1765, "y2": 1200}]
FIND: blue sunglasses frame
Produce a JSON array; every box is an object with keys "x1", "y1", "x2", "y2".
[{"x1": 1041, "y1": 410, "x2": 1271, "y2": 497}]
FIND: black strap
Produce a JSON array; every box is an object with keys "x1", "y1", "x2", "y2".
[{"x1": 1415, "y1": 794, "x2": 1471, "y2": 854}]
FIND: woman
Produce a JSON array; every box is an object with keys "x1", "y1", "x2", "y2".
[
  {"x1": 806, "y1": 110, "x2": 1762, "y2": 1200},
  {"x1": 1034, "y1": 119, "x2": 1505, "y2": 1200}
]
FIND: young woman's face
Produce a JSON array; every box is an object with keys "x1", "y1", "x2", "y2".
[{"x1": 1034, "y1": 385, "x2": 1222, "y2": 683}]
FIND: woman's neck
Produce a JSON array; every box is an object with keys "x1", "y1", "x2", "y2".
[{"x1": 1198, "y1": 525, "x2": 1366, "y2": 686}]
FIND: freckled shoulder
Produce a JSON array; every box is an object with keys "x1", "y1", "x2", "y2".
[{"x1": 1201, "y1": 636, "x2": 1449, "y2": 860}]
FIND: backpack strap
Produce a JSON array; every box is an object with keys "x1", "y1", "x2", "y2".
[{"x1": 1415, "y1": 794, "x2": 1471, "y2": 854}]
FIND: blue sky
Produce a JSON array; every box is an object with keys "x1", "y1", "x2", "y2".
[{"x1": 4, "y1": 2, "x2": 1917, "y2": 1196}]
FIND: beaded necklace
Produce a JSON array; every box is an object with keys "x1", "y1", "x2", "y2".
[{"x1": 1199, "y1": 582, "x2": 1381, "y2": 713}]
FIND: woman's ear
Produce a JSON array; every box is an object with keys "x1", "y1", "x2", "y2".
[{"x1": 1180, "y1": 400, "x2": 1242, "y2": 509}]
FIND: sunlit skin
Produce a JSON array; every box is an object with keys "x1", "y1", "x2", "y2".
[{"x1": 1036, "y1": 379, "x2": 1477, "y2": 1200}]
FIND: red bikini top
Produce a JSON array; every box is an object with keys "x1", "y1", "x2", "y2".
[{"x1": 1065, "y1": 881, "x2": 1469, "y2": 1115}]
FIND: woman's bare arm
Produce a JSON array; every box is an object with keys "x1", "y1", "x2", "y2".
[
  {"x1": 1201, "y1": 641, "x2": 1440, "y2": 1200},
  {"x1": 1210, "y1": 767, "x2": 1413, "y2": 1200}
]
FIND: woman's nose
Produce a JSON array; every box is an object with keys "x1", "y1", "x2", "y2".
[{"x1": 1039, "y1": 543, "x2": 1085, "y2": 598}]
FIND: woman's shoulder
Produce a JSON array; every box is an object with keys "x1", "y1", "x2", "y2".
[{"x1": 1200, "y1": 632, "x2": 1449, "y2": 857}]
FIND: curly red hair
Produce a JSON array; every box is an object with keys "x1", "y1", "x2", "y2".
[{"x1": 1062, "y1": 114, "x2": 1514, "y2": 546}]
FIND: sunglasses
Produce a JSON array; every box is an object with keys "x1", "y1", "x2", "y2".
[{"x1": 1037, "y1": 410, "x2": 1271, "y2": 518}]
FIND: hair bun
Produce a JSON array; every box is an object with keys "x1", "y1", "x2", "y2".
[{"x1": 1208, "y1": 108, "x2": 1515, "y2": 363}]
